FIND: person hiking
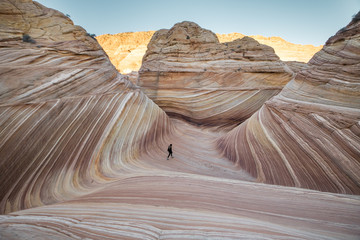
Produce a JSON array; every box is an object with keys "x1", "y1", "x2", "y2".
[{"x1": 167, "y1": 144, "x2": 173, "y2": 160}]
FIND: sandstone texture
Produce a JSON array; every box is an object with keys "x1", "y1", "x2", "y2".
[
  {"x1": 0, "y1": 0, "x2": 172, "y2": 214},
  {"x1": 0, "y1": 1, "x2": 359, "y2": 239},
  {"x1": 96, "y1": 31, "x2": 155, "y2": 73},
  {"x1": 217, "y1": 33, "x2": 323, "y2": 63},
  {"x1": 2, "y1": 172, "x2": 360, "y2": 240},
  {"x1": 218, "y1": 13, "x2": 360, "y2": 194},
  {"x1": 96, "y1": 31, "x2": 321, "y2": 74},
  {"x1": 285, "y1": 60, "x2": 308, "y2": 73},
  {"x1": 138, "y1": 21, "x2": 294, "y2": 128},
  {"x1": 0, "y1": 0, "x2": 131, "y2": 105}
]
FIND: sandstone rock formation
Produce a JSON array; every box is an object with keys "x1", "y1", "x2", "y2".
[
  {"x1": 217, "y1": 33, "x2": 323, "y2": 62},
  {"x1": 138, "y1": 21, "x2": 294, "y2": 128},
  {"x1": 96, "y1": 31, "x2": 155, "y2": 73},
  {"x1": 123, "y1": 70, "x2": 139, "y2": 85},
  {"x1": 285, "y1": 61, "x2": 308, "y2": 73},
  {"x1": 0, "y1": 0, "x2": 172, "y2": 214},
  {"x1": 0, "y1": 1, "x2": 359, "y2": 239},
  {"x1": 2, "y1": 172, "x2": 360, "y2": 239},
  {"x1": 96, "y1": 31, "x2": 321, "y2": 74},
  {"x1": 217, "y1": 13, "x2": 360, "y2": 194}
]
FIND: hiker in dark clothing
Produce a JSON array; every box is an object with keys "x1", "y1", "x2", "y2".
[{"x1": 167, "y1": 144, "x2": 173, "y2": 160}]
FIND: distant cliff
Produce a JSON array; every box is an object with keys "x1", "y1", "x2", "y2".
[
  {"x1": 96, "y1": 31, "x2": 155, "y2": 73},
  {"x1": 217, "y1": 33, "x2": 322, "y2": 63},
  {"x1": 97, "y1": 31, "x2": 322, "y2": 73}
]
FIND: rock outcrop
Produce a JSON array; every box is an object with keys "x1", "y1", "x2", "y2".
[
  {"x1": 217, "y1": 33, "x2": 323, "y2": 62},
  {"x1": 0, "y1": 0, "x2": 129, "y2": 105},
  {"x1": 138, "y1": 21, "x2": 294, "y2": 128},
  {"x1": 96, "y1": 31, "x2": 322, "y2": 73},
  {"x1": 217, "y1": 13, "x2": 360, "y2": 194},
  {"x1": 0, "y1": 0, "x2": 172, "y2": 214}
]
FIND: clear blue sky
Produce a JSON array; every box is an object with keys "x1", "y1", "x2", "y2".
[{"x1": 35, "y1": 0, "x2": 359, "y2": 46}]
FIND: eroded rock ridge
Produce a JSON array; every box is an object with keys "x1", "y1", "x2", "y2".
[
  {"x1": 97, "y1": 31, "x2": 322, "y2": 73},
  {"x1": 218, "y1": 13, "x2": 360, "y2": 194},
  {"x1": 138, "y1": 21, "x2": 294, "y2": 128},
  {"x1": 0, "y1": 0, "x2": 172, "y2": 214}
]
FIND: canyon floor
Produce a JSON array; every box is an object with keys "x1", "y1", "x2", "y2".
[
  {"x1": 1, "y1": 118, "x2": 360, "y2": 239},
  {"x1": 134, "y1": 118, "x2": 254, "y2": 181}
]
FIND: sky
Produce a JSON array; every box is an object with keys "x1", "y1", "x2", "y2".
[{"x1": 35, "y1": 0, "x2": 359, "y2": 46}]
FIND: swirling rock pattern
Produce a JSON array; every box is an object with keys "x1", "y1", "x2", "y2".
[
  {"x1": 217, "y1": 13, "x2": 360, "y2": 194},
  {"x1": 1, "y1": 175, "x2": 360, "y2": 239},
  {"x1": 0, "y1": 1, "x2": 359, "y2": 239},
  {"x1": 0, "y1": 0, "x2": 172, "y2": 214},
  {"x1": 138, "y1": 21, "x2": 294, "y2": 128},
  {"x1": 0, "y1": 0, "x2": 134, "y2": 105}
]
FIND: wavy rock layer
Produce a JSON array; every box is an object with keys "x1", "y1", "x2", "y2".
[
  {"x1": 0, "y1": 0, "x2": 132, "y2": 105},
  {"x1": 96, "y1": 31, "x2": 321, "y2": 73},
  {"x1": 1, "y1": 1, "x2": 359, "y2": 239},
  {"x1": 1, "y1": 174, "x2": 360, "y2": 239},
  {"x1": 0, "y1": 0, "x2": 172, "y2": 214},
  {"x1": 138, "y1": 21, "x2": 293, "y2": 128},
  {"x1": 0, "y1": 89, "x2": 174, "y2": 211},
  {"x1": 218, "y1": 14, "x2": 360, "y2": 194},
  {"x1": 285, "y1": 60, "x2": 308, "y2": 73}
]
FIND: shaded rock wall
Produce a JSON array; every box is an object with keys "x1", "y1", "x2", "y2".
[
  {"x1": 217, "y1": 14, "x2": 360, "y2": 194},
  {"x1": 138, "y1": 21, "x2": 294, "y2": 128}
]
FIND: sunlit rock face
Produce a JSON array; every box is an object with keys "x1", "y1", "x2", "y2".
[
  {"x1": 96, "y1": 31, "x2": 322, "y2": 74},
  {"x1": 217, "y1": 33, "x2": 323, "y2": 63},
  {"x1": 0, "y1": 0, "x2": 172, "y2": 214},
  {"x1": 138, "y1": 21, "x2": 294, "y2": 128},
  {"x1": 217, "y1": 14, "x2": 360, "y2": 194},
  {"x1": 96, "y1": 31, "x2": 155, "y2": 74}
]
